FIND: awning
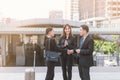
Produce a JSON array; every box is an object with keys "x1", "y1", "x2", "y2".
[{"x1": 92, "y1": 35, "x2": 115, "y2": 42}]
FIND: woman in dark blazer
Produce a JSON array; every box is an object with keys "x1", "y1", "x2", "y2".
[
  {"x1": 58, "y1": 24, "x2": 76, "y2": 80},
  {"x1": 44, "y1": 28, "x2": 66, "y2": 80}
]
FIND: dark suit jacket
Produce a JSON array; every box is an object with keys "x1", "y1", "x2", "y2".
[
  {"x1": 58, "y1": 37, "x2": 76, "y2": 56},
  {"x1": 75, "y1": 35, "x2": 94, "y2": 67}
]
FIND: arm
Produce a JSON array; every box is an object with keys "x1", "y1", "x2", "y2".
[{"x1": 51, "y1": 38, "x2": 67, "y2": 53}]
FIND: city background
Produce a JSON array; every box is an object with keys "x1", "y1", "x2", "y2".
[{"x1": 0, "y1": 0, "x2": 120, "y2": 80}]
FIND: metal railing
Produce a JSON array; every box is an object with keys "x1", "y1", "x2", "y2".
[{"x1": 93, "y1": 53, "x2": 120, "y2": 67}]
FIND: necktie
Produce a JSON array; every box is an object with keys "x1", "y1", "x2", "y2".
[{"x1": 79, "y1": 37, "x2": 84, "y2": 49}]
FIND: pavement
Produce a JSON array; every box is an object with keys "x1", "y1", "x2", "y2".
[{"x1": 0, "y1": 66, "x2": 120, "y2": 80}]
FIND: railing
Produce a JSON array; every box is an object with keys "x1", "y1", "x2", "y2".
[
  {"x1": 96, "y1": 24, "x2": 120, "y2": 28},
  {"x1": 93, "y1": 54, "x2": 119, "y2": 67},
  {"x1": 0, "y1": 23, "x2": 120, "y2": 35}
]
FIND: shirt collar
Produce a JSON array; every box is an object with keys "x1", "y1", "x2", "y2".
[
  {"x1": 83, "y1": 34, "x2": 88, "y2": 39},
  {"x1": 46, "y1": 35, "x2": 52, "y2": 38}
]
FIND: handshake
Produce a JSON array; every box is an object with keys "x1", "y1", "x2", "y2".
[{"x1": 67, "y1": 49, "x2": 80, "y2": 55}]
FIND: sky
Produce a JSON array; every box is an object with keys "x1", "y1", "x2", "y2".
[{"x1": 0, "y1": 0, "x2": 64, "y2": 20}]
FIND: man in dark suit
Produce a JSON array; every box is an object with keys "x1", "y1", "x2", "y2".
[{"x1": 68, "y1": 25, "x2": 94, "y2": 80}]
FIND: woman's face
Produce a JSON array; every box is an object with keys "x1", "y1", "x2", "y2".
[
  {"x1": 64, "y1": 26, "x2": 71, "y2": 35},
  {"x1": 49, "y1": 30, "x2": 55, "y2": 37}
]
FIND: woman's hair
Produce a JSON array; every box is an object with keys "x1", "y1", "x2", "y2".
[
  {"x1": 61, "y1": 24, "x2": 74, "y2": 38},
  {"x1": 45, "y1": 28, "x2": 53, "y2": 35}
]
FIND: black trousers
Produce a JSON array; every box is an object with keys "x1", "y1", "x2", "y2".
[
  {"x1": 60, "y1": 55, "x2": 73, "y2": 80},
  {"x1": 78, "y1": 65, "x2": 90, "y2": 80},
  {"x1": 45, "y1": 61, "x2": 55, "y2": 80}
]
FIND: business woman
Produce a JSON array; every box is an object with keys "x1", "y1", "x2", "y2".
[
  {"x1": 44, "y1": 28, "x2": 66, "y2": 80},
  {"x1": 59, "y1": 24, "x2": 76, "y2": 80}
]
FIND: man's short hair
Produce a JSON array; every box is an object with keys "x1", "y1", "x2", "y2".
[{"x1": 80, "y1": 25, "x2": 89, "y2": 32}]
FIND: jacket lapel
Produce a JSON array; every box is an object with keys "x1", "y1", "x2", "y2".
[{"x1": 81, "y1": 35, "x2": 89, "y2": 48}]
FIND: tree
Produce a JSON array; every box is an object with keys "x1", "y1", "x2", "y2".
[{"x1": 94, "y1": 35, "x2": 117, "y2": 54}]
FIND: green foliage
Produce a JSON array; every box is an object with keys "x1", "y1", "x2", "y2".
[{"x1": 94, "y1": 35, "x2": 118, "y2": 54}]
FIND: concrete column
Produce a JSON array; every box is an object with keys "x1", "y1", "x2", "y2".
[
  {"x1": 25, "y1": 69, "x2": 31, "y2": 80},
  {"x1": 1, "y1": 35, "x2": 6, "y2": 66},
  {"x1": 25, "y1": 68, "x2": 35, "y2": 80},
  {"x1": 116, "y1": 35, "x2": 120, "y2": 66}
]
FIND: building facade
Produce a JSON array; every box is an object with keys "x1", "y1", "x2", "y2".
[
  {"x1": 79, "y1": 0, "x2": 120, "y2": 20},
  {"x1": 64, "y1": 0, "x2": 79, "y2": 21},
  {"x1": 106, "y1": 0, "x2": 120, "y2": 17},
  {"x1": 49, "y1": 10, "x2": 63, "y2": 19},
  {"x1": 78, "y1": 0, "x2": 120, "y2": 27}
]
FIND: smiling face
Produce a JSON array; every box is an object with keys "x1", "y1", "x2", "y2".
[
  {"x1": 49, "y1": 29, "x2": 55, "y2": 37},
  {"x1": 62, "y1": 24, "x2": 73, "y2": 39},
  {"x1": 64, "y1": 25, "x2": 71, "y2": 35}
]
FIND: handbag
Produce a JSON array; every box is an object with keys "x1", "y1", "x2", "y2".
[{"x1": 45, "y1": 39, "x2": 60, "y2": 62}]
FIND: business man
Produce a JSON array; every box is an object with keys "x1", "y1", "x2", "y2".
[{"x1": 68, "y1": 25, "x2": 94, "y2": 80}]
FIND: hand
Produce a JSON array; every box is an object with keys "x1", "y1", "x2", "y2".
[
  {"x1": 67, "y1": 50, "x2": 73, "y2": 55},
  {"x1": 64, "y1": 40, "x2": 68, "y2": 47},
  {"x1": 76, "y1": 49, "x2": 80, "y2": 54}
]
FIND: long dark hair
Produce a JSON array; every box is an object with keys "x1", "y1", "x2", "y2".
[{"x1": 61, "y1": 24, "x2": 74, "y2": 39}]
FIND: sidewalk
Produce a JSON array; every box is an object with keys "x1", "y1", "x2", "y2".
[{"x1": 0, "y1": 66, "x2": 120, "y2": 80}]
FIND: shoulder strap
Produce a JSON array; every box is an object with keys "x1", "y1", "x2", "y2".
[{"x1": 48, "y1": 38, "x2": 50, "y2": 50}]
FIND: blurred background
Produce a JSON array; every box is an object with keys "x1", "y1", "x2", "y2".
[{"x1": 0, "y1": 0, "x2": 120, "y2": 67}]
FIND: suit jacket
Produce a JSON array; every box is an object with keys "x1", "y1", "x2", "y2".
[
  {"x1": 75, "y1": 35, "x2": 94, "y2": 67},
  {"x1": 58, "y1": 37, "x2": 76, "y2": 56}
]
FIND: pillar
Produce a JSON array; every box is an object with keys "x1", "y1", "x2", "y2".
[{"x1": 1, "y1": 35, "x2": 6, "y2": 66}]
